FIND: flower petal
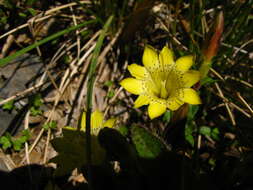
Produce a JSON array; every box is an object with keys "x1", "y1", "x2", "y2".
[
  {"x1": 103, "y1": 118, "x2": 116, "y2": 128},
  {"x1": 159, "y1": 46, "x2": 174, "y2": 67},
  {"x1": 81, "y1": 111, "x2": 86, "y2": 131},
  {"x1": 179, "y1": 88, "x2": 201, "y2": 104},
  {"x1": 64, "y1": 126, "x2": 76, "y2": 131},
  {"x1": 128, "y1": 64, "x2": 148, "y2": 79},
  {"x1": 175, "y1": 55, "x2": 194, "y2": 73},
  {"x1": 120, "y1": 78, "x2": 143, "y2": 95},
  {"x1": 142, "y1": 45, "x2": 159, "y2": 71},
  {"x1": 182, "y1": 70, "x2": 200, "y2": 87},
  {"x1": 166, "y1": 97, "x2": 184, "y2": 111},
  {"x1": 134, "y1": 95, "x2": 150, "y2": 108},
  {"x1": 148, "y1": 101, "x2": 167, "y2": 119},
  {"x1": 91, "y1": 110, "x2": 104, "y2": 129}
]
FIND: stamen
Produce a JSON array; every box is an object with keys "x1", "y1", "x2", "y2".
[{"x1": 160, "y1": 80, "x2": 169, "y2": 99}]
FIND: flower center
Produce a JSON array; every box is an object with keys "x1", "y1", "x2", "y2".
[
  {"x1": 160, "y1": 80, "x2": 169, "y2": 99},
  {"x1": 144, "y1": 67, "x2": 183, "y2": 100}
]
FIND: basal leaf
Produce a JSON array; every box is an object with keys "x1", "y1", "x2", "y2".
[
  {"x1": 98, "y1": 127, "x2": 137, "y2": 166},
  {"x1": 50, "y1": 129, "x2": 105, "y2": 176},
  {"x1": 131, "y1": 125, "x2": 166, "y2": 159}
]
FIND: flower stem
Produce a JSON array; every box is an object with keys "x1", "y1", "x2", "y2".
[{"x1": 85, "y1": 15, "x2": 114, "y2": 190}]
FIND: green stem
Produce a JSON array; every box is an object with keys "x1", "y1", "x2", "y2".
[{"x1": 85, "y1": 15, "x2": 114, "y2": 190}]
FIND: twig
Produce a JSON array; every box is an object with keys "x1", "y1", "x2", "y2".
[
  {"x1": 233, "y1": 39, "x2": 253, "y2": 58},
  {"x1": 70, "y1": 6, "x2": 81, "y2": 61},
  {"x1": 0, "y1": 15, "x2": 52, "y2": 40},
  {"x1": 0, "y1": 149, "x2": 16, "y2": 170},
  {"x1": 28, "y1": 18, "x2": 42, "y2": 56},
  {"x1": 104, "y1": 87, "x2": 123, "y2": 117},
  {"x1": 224, "y1": 75, "x2": 253, "y2": 88},
  {"x1": 236, "y1": 92, "x2": 253, "y2": 115},
  {"x1": 20, "y1": 128, "x2": 45, "y2": 164},
  {"x1": 43, "y1": 128, "x2": 51, "y2": 164},
  {"x1": 0, "y1": 0, "x2": 91, "y2": 39},
  {"x1": 215, "y1": 82, "x2": 236, "y2": 126},
  {"x1": 0, "y1": 35, "x2": 15, "y2": 58},
  {"x1": 221, "y1": 42, "x2": 248, "y2": 54},
  {"x1": 0, "y1": 78, "x2": 46, "y2": 106},
  {"x1": 212, "y1": 101, "x2": 251, "y2": 118},
  {"x1": 230, "y1": 101, "x2": 251, "y2": 118},
  {"x1": 210, "y1": 68, "x2": 224, "y2": 81},
  {"x1": 24, "y1": 110, "x2": 31, "y2": 165},
  {"x1": 197, "y1": 134, "x2": 201, "y2": 149},
  {"x1": 77, "y1": 55, "x2": 92, "y2": 112}
]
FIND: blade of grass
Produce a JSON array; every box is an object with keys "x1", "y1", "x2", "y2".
[
  {"x1": 0, "y1": 19, "x2": 97, "y2": 67},
  {"x1": 85, "y1": 15, "x2": 113, "y2": 190}
]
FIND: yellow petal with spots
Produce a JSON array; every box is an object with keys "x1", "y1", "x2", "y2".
[
  {"x1": 179, "y1": 88, "x2": 201, "y2": 104},
  {"x1": 182, "y1": 70, "x2": 200, "y2": 87},
  {"x1": 142, "y1": 45, "x2": 159, "y2": 71},
  {"x1": 159, "y1": 46, "x2": 174, "y2": 67},
  {"x1": 166, "y1": 97, "x2": 184, "y2": 111},
  {"x1": 175, "y1": 55, "x2": 194, "y2": 73},
  {"x1": 91, "y1": 110, "x2": 104, "y2": 129},
  {"x1": 120, "y1": 78, "x2": 143, "y2": 95},
  {"x1": 148, "y1": 101, "x2": 167, "y2": 119},
  {"x1": 134, "y1": 95, "x2": 150, "y2": 108},
  {"x1": 103, "y1": 118, "x2": 116, "y2": 128},
  {"x1": 128, "y1": 64, "x2": 148, "y2": 79}
]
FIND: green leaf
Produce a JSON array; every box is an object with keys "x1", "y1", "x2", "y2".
[
  {"x1": 208, "y1": 158, "x2": 216, "y2": 167},
  {"x1": 18, "y1": 12, "x2": 27, "y2": 18},
  {"x1": 118, "y1": 125, "x2": 129, "y2": 137},
  {"x1": 2, "y1": 100, "x2": 14, "y2": 110},
  {"x1": 3, "y1": 0, "x2": 15, "y2": 9},
  {"x1": 18, "y1": 136, "x2": 28, "y2": 144},
  {"x1": 187, "y1": 105, "x2": 199, "y2": 121},
  {"x1": 0, "y1": 136, "x2": 12, "y2": 150},
  {"x1": 211, "y1": 128, "x2": 220, "y2": 141},
  {"x1": 131, "y1": 125, "x2": 166, "y2": 159},
  {"x1": 185, "y1": 124, "x2": 195, "y2": 147},
  {"x1": 30, "y1": 106, "x2": 42, "y2": 116},
  {"x1": 85, "y1": 15, "x2": 114, "y2": 168},
  {"x1": 50, "y1": 129, "x2": 105, "y2": 176},
  {"x1": 162, "y1": 110, "x2": 172, "y2": 123},
  {"x1": 184, "y1": 105, "x2": 199, "y2": 147},
  {"x1": 0, "y1": 16, "x2": 7, "y2": 25},
  {"x1": 12, "y1": 139, "x2": 23, "y2": 151},
  {"x1": 22, "y1": 129, "x2": 31, "y2": 140},
  {"x1": 201, "y1": 77, "x2": 217, "y2": 86},
  {"x1": 32, "y1": 94, "x2": 43, "y2": 107},
  {"x1": 104, "y1": 80, "x2": 113, "y2": 87},
  {"x1": 43, "y1": 121, "x2": 57, "y2": 130},
  {"x1": 5, "y1": 132, "x2": 12, "y2": 140},
  {"x1": 25, "y1": 0, "x2": 38, "y2": 6},
  {"x1": 106, "y1": 90, "x2": 115, "y2": 98},
  {"x1": 199, "y1": 126, "x2": 212, "y2": 137}
]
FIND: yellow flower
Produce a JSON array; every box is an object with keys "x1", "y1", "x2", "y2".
[
  {"x1": 81, "y1": 110, "x2": 116, "y2": 135},
  {"x1": 65, "y1": 110, "x2": 116, "y2": 135},
  {"x1": 63, "y1": 110, "x2": 116, "y2": 165},
  {"x1": 120, "y1": 45, "x2": 201, "y2": 119}
]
